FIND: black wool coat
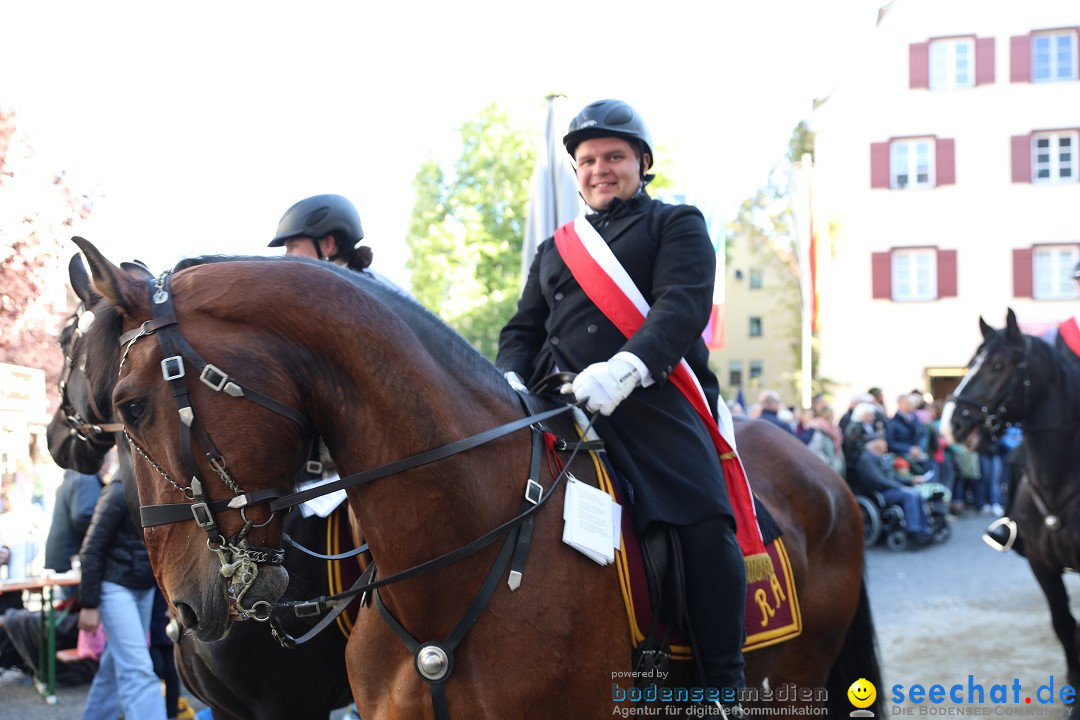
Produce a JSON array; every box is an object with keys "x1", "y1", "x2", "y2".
[{"x1": 497, "y1": 192, "x2": 733, "y2": 531}]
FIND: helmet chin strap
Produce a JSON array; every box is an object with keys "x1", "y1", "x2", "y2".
[{"x1": 311, "y1": 237, "x2": 326, "y2": 261}]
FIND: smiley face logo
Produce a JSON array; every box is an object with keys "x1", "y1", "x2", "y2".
[{"x1": 848, "y1": 677, "x2": 877, "y2": 709}]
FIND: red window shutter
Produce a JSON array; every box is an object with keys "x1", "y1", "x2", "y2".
[
  {"x1": 936, "y1": 138, "x2": 956, "y2": 186},
  {"x1": 910, "y1": 42, "x2": 930, "y2": 89},
  {"x1": 870, "y1": 142, "x2": 891, "y2": 189},
  {"x1": 937, "y1": 249, "x2": 957, "y2": 298},
  {"x1": 975, "y1": 37, "x2": 996, "y2": 85},
  {"x1": 1010, "y1": 34, "x2": 1031, "y2": 82},
  {"x1": 1012, "y1": 248, "x2": 1033, "y2": 298},
  {"x1": 872, "y1": 252, "x2": 892, "y2": 299},
  {"x1": 1011, "y1": 134, "x2": 1031, "y2": 183}
]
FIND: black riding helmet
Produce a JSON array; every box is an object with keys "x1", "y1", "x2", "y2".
[
  {"x1": 269, "y1": 194, "x2": 364, "y2": 261},
  {"x1": 563, "y1": 99, "x2": 654, "y2": 181}
]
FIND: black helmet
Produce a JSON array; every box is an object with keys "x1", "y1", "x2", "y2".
[
  {"x1": 268, "y1": 194, "x2": 364, "y2": 256},
  {"x1": 563, "y1": 99, "x2": 653, "y2": 168}
]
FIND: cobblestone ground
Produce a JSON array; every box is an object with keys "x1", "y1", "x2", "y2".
[{"x1": 866, "y1": 512, "x2": 1079, "y2": 718}]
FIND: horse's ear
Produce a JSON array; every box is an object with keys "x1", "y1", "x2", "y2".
[
  {"x1": 67, "y1": 253, "x2": 99, "y2": 306},
  {"x1": 1005, "y1": 307, "x2": 1024, "y2": 345},
  {"x1": 71, "y1": 237, "x2": 148, "y2": 317},
  {"x1": 979, "y1": 316, "x2": 995, "y2": 340},
  {"x1": 120, "y1": 260, "x2": 154, "y2": 278}
]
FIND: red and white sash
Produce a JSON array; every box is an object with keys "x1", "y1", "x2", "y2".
[
  {"x1": 553, "y1": 216, "x2": 771, "y2": 579},
  {"x1": 1060, "y1": 316, "x2": 1080, "y2": 358}
]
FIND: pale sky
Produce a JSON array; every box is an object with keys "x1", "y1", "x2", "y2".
[{"x1": 1, "y1": 0, "x2": 882, "y2": 285}]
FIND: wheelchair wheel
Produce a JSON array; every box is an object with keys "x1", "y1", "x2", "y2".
[
  {"x1": 857, "y1": 496, "x2": 882, "y2": 547},
  {"x1": 886, "y1": 529, "x2": 908, "y2": 551},
  {"x1": 933, "y1": 522, "x2": 952, "y2": 543}
]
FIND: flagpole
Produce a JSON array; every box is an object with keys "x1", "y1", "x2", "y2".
[{"x1": 791, "y1": 154, "x2": 814, "y2": 411}]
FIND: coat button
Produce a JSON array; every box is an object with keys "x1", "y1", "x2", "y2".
[
  {"x1": 587, "y1": 324, "x2": 598, "y2": 334},
  {"x1": 553, "y1": 291, "x2": 564, "y2": 301},
  {"x1": 550, "y1": 336, "x2": 560, "y2": 346}
]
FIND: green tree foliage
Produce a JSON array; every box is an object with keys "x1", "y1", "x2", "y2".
[
  {"x1": 725, "y1": 120, "x2": 837, "y2": 398},
  {"x1": 406, "y1": 104, "x2": 534, "y2": 359}
]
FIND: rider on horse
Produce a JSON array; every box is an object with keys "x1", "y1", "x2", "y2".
[
  {"x1": 497, "y1": 99, "x2": 748, "y2": 709},
  {"x1": 269, "y1": 193, "x2": 373, "y2": 271}
]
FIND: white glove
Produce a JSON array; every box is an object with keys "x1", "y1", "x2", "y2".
[
  {"x1": 504, "y1": 371, "x2": 527, "y2": 392},
  {"x1": 571, "y1": 357, "x2": 641, "y2": 416}
]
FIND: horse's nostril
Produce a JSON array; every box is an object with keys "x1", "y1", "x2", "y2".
[{"x1": 175, "y1": 602, "x2": 199, "y2": 631}]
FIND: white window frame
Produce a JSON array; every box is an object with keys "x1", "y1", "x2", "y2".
[
  {"x1": 1032, "y1": 131, "x2": 1078, "y2": 183},
  {"x1": 930, "y1": 37, "x2": 975, "y2": 89},
  {"x1": 1032, "y1": 31, "x2": 1078, "y2": 82},
  {"x1": 892, "y1": 248, "x2": 938, "y2": 301},
  {"x1": 890, "y1": 139, "x2": 935, "y2": 189},
  {"x1": 1032, "y1": 245, "x2": 1080, "y2": 300}
]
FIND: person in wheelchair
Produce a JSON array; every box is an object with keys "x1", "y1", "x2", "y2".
[
  {"x1": 886, "y1": 392, "x2": 932, "y2": 475},
  {"x1": 852, "y1": 433, "x2": 934, "y2": 545}
]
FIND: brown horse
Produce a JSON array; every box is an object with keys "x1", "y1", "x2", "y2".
[
  {"x1": 45, "y1": 255, "x2": 357, "y2": 720},
  {"x1": 73, "y1": 237, "x2": 877, "y2": 718}
]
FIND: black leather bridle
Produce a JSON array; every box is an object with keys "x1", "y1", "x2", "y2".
[
  {"x1": 58, "y1": 305, "x2": 124, "y2": 444},
  {"x1": 948, "y1": 340, "x2": 1030, "y2": 444},
  {"x1": 118, "y1": 271, "x2": 590, "y2": 719}
]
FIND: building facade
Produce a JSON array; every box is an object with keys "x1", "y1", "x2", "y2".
[{"x1": 810, "y1": 0, "x2": 1080, "y2": 408}]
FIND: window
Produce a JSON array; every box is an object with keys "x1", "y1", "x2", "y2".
[
  {"x1": 749, "y1": 269, "x2": 763, "y2": 289},
  {"x1": 873, "y1": 248, "x2": 956, "y2": 301},
  {"x1": 749, "y1": 317, "x2": 763, "y2": 337},
  {"x1": 1032, "y1": 131, "x2": 1077, "y2": 183},
  {"x1": 1033, "y1": 31, "x2": 1078, "y2": 82},
  {"x1": 930, "y1": 38, "x2": 975, "y2": 89},
  {"x1": 749, "y1": 361, "x2": 763, "y2": 383},
  {"x1": 728, "y1": 361, "x2": 743, "y2": 388},
  {"x1": 1033, "y1": 246, "x2": 1080, "y2": 299},
  {"x1": 871, "y1": 137, "x2": 955, "y2": 189},
  {"x1": 891, "y1": 249, "x2": 938, "y2": 301},
  {"x1": 890, "y1": 139, "x2": 935, "y2": 189}
]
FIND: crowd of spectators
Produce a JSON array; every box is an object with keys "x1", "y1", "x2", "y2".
[{"x1": 733, "y1": 385, "x2": 1012, "y2": 547}]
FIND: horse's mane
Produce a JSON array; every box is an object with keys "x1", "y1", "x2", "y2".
[
  {"x1": 80, "y1": 300, "x2": 126, "y2": 418},
  {"x1": 176, "y1": 255, "x2": 504, "y2": 387},
  {"x1": 988, "y1": 328, "x2": 1080, "y2": 411}
]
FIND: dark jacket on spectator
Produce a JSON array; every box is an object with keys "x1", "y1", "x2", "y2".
[
  {"x1": 45, "y1": 469, "x2": 102, "y2": 572},
  {"x1": 853, "y1": 450, "x2": 913, "y2": 495},
  {"x1": 886, "y1": 412, "x2": 927, "y2": 457},
  {"x1": 78, "y1": 478, "x2": 155, "y2": 610}
]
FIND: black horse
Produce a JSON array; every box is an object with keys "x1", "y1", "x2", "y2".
[
  {"x1": 46, "y1": 255, "x2": 357, "y2": 720},
  {"x1": 946, "y1": 308, "x2": 1080, "y2": 687}
]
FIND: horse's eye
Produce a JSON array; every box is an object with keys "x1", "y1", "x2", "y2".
[
  {"x1": 119, "y1": 400, "x2": 147, "y2": 425},
  {"x1": 992, "y1": 361, "x2": 1004, "y2": 371}
]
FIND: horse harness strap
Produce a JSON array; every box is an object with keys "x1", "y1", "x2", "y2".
[
  {"x1": 948, "y1": 342, "x2": 1031, "y2": 443},
  {"x1": 372, "y1": 479, "x2": 535, "y2": 720},
  {"x1": 269, "y1": 562, "x2": 378, "y2": 649},
  {"x1": 267, "y1": 404, "x2": 573, "y2": 514}
]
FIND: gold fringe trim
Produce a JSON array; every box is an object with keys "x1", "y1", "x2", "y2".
[
  {"x1": 744, "y1": 552, "x2": 775, "y2": 584},
  {"x1": 719, "y1": 451, "x2": 737, "y2": 460}
]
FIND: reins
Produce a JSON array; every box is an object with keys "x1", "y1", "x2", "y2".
[{"x1": 117, "y1": 272, "x2": 596, "y2": 666}]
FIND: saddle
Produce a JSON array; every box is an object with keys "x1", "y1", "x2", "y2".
[{"x1": 525, "y1": 377, "x2": 800, "y2": 686}]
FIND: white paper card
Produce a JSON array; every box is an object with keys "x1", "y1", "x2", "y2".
[{"x1": 562, "y1": 475, "x2": 618, "y2": 565}]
